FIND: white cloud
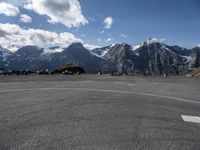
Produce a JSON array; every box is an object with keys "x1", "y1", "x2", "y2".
[
  {"x1": 84, "y1": 44, "x2": 100, "y2": 50},
  {"x1": 145, "y1": 38, "x2": 166, "y2": 44},
  {"x1": 19, "y1": 14, "x2": 32, "y2": 23},
  {"x1": 105, "y1": 38, "x2": 114, "y2": 43},
  {"x1": 0, "y1": 0, "x2": 27, "y2": 6},
  {"x1": 24, "y1": 3, "x2": 33, "y2": 10},
  {"x1": 121, "y1": 33, "x2": 127, "y2": 38},
  {"x1": 103, "y1": 17, "x2": 113, "y2": 29},
  {"x1": 197, "y1": 44, "x2": 200, "y2": 48},
  {"x1": 81, "y1": 34, "x2": 86, "y2": 37},
  {"x1": 100, "y1": 30, "x2": 105, "y2": 34},
  {"x1": 88, "y1": 16, "x2": 96, "y2": 22},
  {"x1": 96, "y1": 38, "x2": 102, "y2": 42},
  {"x1": 0, "y1": 23, "x2": 21, "y2": 35},
  {"x1": 43, "y1": 47, "x2": 64, "y2": 54},
  {"x1": 24, "y1": 0, "x2": 88, "y2": 28},
  {"x1": 0, "y1": 2, "x2": 20, "y2": 16},
  {"x1": 0, "y1": 23, "x2": 83, "y2": 51}
]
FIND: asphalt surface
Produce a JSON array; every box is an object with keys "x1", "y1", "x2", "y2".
[{"x1": 0, "y1": 75, "x2": 200, "y2": 150}]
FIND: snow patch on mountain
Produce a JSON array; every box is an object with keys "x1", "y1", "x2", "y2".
[
  {"x1": 161, "y1": 45, "x2": 174, "y2": 53},
  {"x1": 181, "y1": 56, "x2": 196, "y2": 69},
  {"x1": 101, "y1": 49, "x2": 109, "y2": 56},
  {"x1": 182, "y1": 56, "x2": 195, "y2": 63},
  {"x1": 0, "y1": 46, "x2": 13, "y2": 61},
  {"x1": 101, "y1": 44, "x2": 116, "y2": 56},
  {"x1": 92, "y1": 44, "x2": 116, "y2": 57},
  {"x1": 88, "y1": 50, "x2": 104, "y2": 59},
  {"x1": 132, "y1": 44, "x2": 142, "y2": 51}
]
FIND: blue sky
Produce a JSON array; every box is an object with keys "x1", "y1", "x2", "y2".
[{"x1": 0, "y1": 0, "x2": 200, "y2": 51}]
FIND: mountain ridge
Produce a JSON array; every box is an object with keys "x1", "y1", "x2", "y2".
[{"x1": 0, "y1": 41, "x2": 200, "y2": 75}]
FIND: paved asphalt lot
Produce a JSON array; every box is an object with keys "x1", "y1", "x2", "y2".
[{"x1": 0, "y1": 75, "x2": 200, "y2": 150}]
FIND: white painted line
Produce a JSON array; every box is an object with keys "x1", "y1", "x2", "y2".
[
  {"x1": 182, "y1": 115, "x2": 200, "y2": 124},
  {"x1": 0, "y1": 87, "x2": 200, "y2": 104}
]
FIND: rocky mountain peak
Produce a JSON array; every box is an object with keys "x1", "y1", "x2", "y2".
[
  {"x1": 67, "y1": 42, "x2": 85, "y2": 50},
  {"x1": 0, "y1": 46, "x2": 13, "y2": 59}
]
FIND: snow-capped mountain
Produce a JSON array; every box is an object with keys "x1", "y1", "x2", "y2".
[
  {"x1": 0, "y1": 46, "x2": 13, "y2": 68},
  {"x1": 92, "y1": 40, "x2": 200, "y2": 75},
  {"x1": 0, "y1": 46, "x2": 13, "y2": 60},
  {"x1": 0, "y1": 40, "x2": 200, "y2": 75},
  {"x1": 0, "y1": 43, "x2": 116, "y2": 73},
  {"x1": 45, "y1": 43, "x2": 116, "y2": 73}
]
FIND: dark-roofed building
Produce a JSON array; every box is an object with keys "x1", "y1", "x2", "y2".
[{"x1": 54, "y1": 64, "x2": 85, "y2": 75}]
